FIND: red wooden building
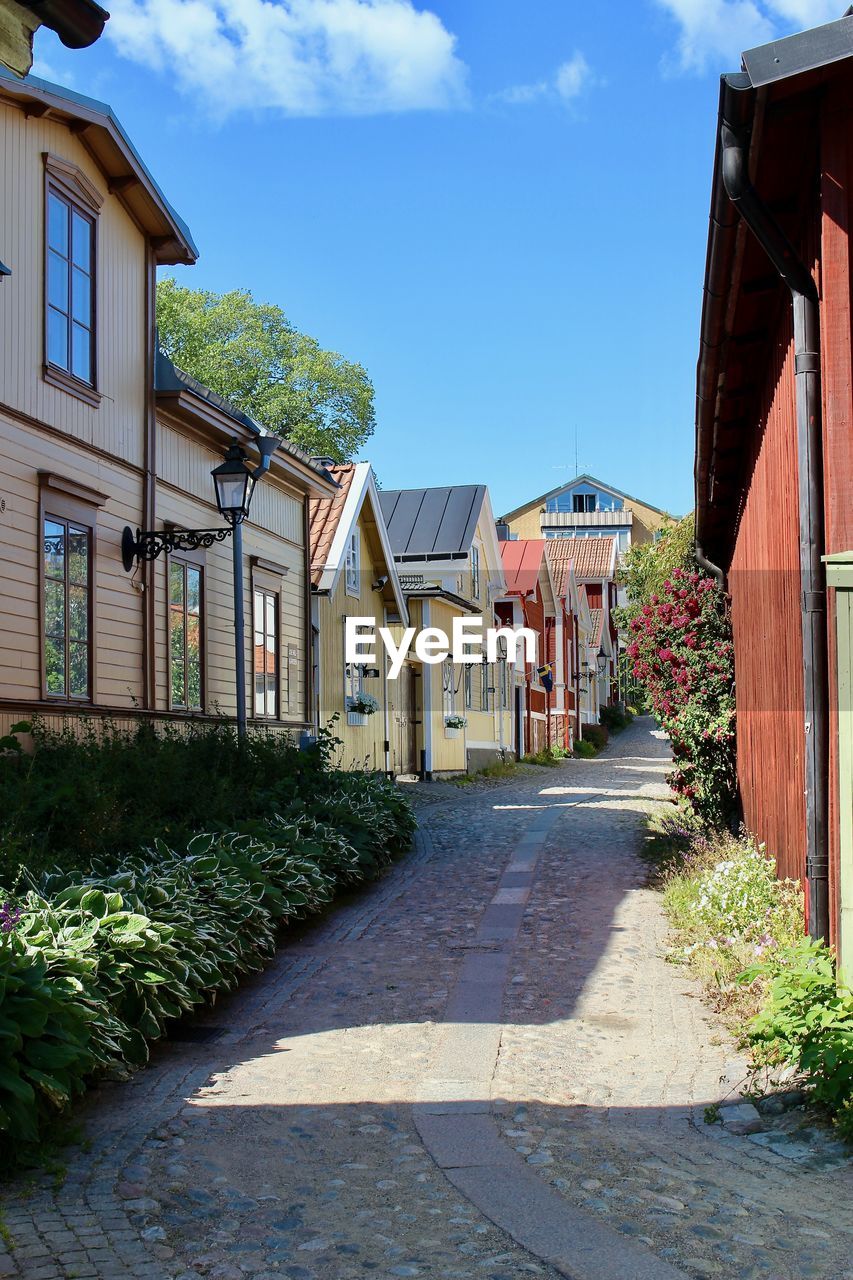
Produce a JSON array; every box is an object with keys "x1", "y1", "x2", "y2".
[
  {"x1": 695, "y1": 14, "x2": 853, "y2": 954},
  {"x1": 491, "y1": 537, "x2": 578, "y2": 752}
]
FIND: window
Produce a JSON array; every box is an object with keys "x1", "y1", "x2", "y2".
[
  {"x1": 345, "y1": 530, "x2": 360, "y2": 595},
  {"x1": 345, "y1": 660, "x2": 364, "y2": 705},
  {"x1": 464, "y1": 664, "x2": 473, "y2": 709},
  {"x1": 470, "y1": 544, "x2": 480, "y2": 598},
  {"x1": 572, "y1": 493, "x2": 596, "y2": 513},
  {"x1": 46, "y1": 188, "x2": 95, "y2": 386},
  {"x1": 480, "y1": 659, "x2": 490, "y2": 711},
  {"x1": 442, "y1": 657, "x2": 455, "y2": 718},
  {"x1": 500, "y1": 659, "x2": 508, "y2": 709},
  {"x1": 253, "y1": 588, "x2": 279, "y2": 718},
  {"x1": 169, "y1": 560, "x2": 203, "y2": 710},
  {"x1": 43, "y1": 515, "x2": 91, "y2": 699}
]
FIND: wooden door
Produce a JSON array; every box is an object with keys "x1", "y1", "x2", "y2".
[{"x1": 390, "y1": 662, "x2": 418, "y2": 775}]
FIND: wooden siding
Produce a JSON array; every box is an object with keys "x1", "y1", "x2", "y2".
[
  {"x1": 728, "y1": 307, "x2": 806, "y2": 884},
  {"x1": 315, "y1": 511, "x2": 389, "y2": 770},
  {"x1": 0, "y1": 102, "x2": 147, "y2": 467}
]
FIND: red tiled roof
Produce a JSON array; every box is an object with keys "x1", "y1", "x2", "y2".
[
  {"x1": 308, "y1": 464, "x2": 356, "y2": 586},
  {"x1": 499, "y1": 539, "x2": 546, "y2": 596},
  {"x1": 588, "y1": 607, "x2": 605, "y2": 648},
  {"x1": 545, "y1": 535, "x2": 616, "y2": 596}
]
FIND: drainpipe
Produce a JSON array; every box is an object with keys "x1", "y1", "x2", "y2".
[
  {"x1": 720, "y1": 97, "x2": 829, "y2": 941},
  {"x1": 695, "y1": 544, "x2": 726, "y2": 590}
]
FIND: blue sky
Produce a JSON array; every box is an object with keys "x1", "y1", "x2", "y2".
[{"x1": 32, "y1": 0, "x2": 839, "y2": 518}]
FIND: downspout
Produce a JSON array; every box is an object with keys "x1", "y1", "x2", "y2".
[
  {"x1": 720, "y1": 92, "x2": 829, "y2": 941},
  {"x1": 695, "y1": 544, "x2": 725, "y2": 590}
]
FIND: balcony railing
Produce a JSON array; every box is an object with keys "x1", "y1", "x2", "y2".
[{"x1": 540, "y1": 509, "x2": 634, "y2": 529}]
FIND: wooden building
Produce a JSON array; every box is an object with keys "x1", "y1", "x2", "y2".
[
  {"x1": 694, "y1": 14, "x2": 853, "y2": 971},
  {"x1": 308, "y1": 461, "x2": 408, "y2": 773},
  {"x1": 379, "y1": 484, "x2": 512, "y2": 776},
  {"x1": 0, "y1": 69, "x2": 336, "y2": 740},
  {"x1": 500, "y1": 473, "x2": 671, "y2": 557},
  {"x1": 546, "y1": 536, "x2": 618, "y2": 720}
]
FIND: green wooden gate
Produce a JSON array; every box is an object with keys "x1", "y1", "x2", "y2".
[{"x1": 825, "y1": 551, "x2": 853, "y2": 986}]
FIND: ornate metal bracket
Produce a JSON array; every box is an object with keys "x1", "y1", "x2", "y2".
[{"x1": 121, "y1": 525, "x2": 233, "y2": 572}]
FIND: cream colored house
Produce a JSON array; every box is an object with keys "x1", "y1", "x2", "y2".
[
  {"x1": 0, "y1": 70, "x2": 336, "y2": 739},
  {"x1": 500, "y1": 473, "x2": 672, "y2": 555},
  {"x1": 379, "y1": 484, "x2": 513, "y2": 776},
  {"x1": 308, "y1": 461, "x2": 408, "y2": 772}
]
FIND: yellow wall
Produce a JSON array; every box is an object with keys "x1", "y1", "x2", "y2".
[{"x1": 315, "y1": 508, "x2": 393, "y2": 770}]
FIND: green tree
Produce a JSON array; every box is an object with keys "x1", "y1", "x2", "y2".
[
  {"x1": 156, "y1": 279, "x2": 375, "y2": 462},
  {"x1": 616, "y1": 513, "x2": 696, "y2": 628}
]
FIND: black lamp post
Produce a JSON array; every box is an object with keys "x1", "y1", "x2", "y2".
[{"x1": 122, "y1": 435, "x2": 280, "y2": 739}]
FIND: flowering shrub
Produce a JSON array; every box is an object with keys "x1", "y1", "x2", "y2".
[
  {"x1": 693, "y1": 839, "x2": 799, "y2": 950},
  {"x1": 444, "y1": 715, "x2": 468, "y2": 729},
  {"x1": 627, "y1": 568, "x2": 736, "y2": 825}
]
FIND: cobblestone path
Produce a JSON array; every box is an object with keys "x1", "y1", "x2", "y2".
[{"x1": 1, "y1": 718, "x2": 851, "y2": 1280}]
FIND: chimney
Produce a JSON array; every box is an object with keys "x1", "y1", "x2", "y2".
[{"x1": 495, "y1": 520, "x2": 511, "y2": 541}]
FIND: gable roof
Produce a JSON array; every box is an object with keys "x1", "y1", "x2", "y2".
[
  {"x1": 379, "y1": 485, "x2": 486, "y2": 558},
  {"x1": 0, "y1": 66, "x2": 196, "y2": 265},
  {"x1": 309, "y1": 462, "x2": 407, "y2": 620},
  {"x1": 499, "y1": 539, "x2": 547, "y2": 597},
  {"x1": 546, "y1": 535, "x2": 617, "y2": 589},
  {"x1": 500, "y1": 473, "x2": 669, "y2": 522}
]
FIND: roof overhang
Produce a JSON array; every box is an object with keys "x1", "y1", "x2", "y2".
[
  {"x1": 22, "y1": 0, "x2": 109, "y2": 50},
  {"x1": 695, "y1": 12, "x2": 853, "y2": 565},
  {"x1": 0, "y1": 66, "x2": 197, "y2": 265}
]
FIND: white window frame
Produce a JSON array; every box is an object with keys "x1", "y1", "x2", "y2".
[
  {"x1": 443, "y1": 656, "x2": 456, "y2": 718},
  {"x1": 470, "y1": 544, "x2": 480, "y2": 599},
  {"x1": 345, "y1": 529, "x2": 360, "y2": 597},
  {"x1": 480, "y1": 658, "x2": 490, "y2": 711},
  {"x1": 345, "y1": 659, "x2": 364, "y2": 706}
]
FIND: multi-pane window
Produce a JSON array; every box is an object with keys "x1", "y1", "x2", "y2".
[
  {"x1": 572, "y1": 493, "x2": 596, "y2": 513},
  {"x1": 442, "y1": 656, "x2": 455, "y2": 718},
  {"x1": 43, "y1": 515, "x2": 91, "y2": 699},
  {"x1": 464, "y1": 664, "x2": 472, "y2": 709},
  {"x1": 253, "y1": 588, "x2": 279, "y2": 718},
  {"x1": 345, "y1": 530, "x2": 360, "y2": 595},
  {"x1": 345, "y1": 660, "x2": 364, "y2": 705},
  {"x1": 46, "y1": 189, "x2": 95, "y2": 385},
  {"x1": 470, "y1": 544, "x2": 480, "y2": 599},
  {"x1": 480, "y1": 660, "x2": 490, "y2": 711},
  {"x1": 169, "y1": 561, "x2": 202, "y2": 710}
]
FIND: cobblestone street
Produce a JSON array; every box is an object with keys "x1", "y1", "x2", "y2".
[{"x1": 1, "y1": 718, "x2": 852, "y2": 1280}]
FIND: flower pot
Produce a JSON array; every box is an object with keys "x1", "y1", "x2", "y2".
[
  {"x1": 347, "y1": 711, "x2": 368, "y2": 726},
  {"x1": 444, "y1": 726, "x2": 461, "y2": 739}
]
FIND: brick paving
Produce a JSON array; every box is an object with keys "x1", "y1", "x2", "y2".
[{"x1": 0, "y1": 718, "x2": 851, "y2": 1280}]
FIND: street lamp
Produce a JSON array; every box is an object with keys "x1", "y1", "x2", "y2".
[{"x1": 122, "y1": 434, "x2": 280, "y2": 740}]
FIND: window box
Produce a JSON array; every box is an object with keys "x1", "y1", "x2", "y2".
[{"x1": 347, "y1": 710, "x2": 369, "y2": 727}]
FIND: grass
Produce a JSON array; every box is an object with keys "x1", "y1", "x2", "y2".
[{"x1": 450, "y1": 759, "x2": 521, "y2": 786}]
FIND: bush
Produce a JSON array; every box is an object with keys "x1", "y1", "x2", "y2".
[
  {"x1": 0, "y1": 799, "x2": 413, "y2": 1155},
  {"x1": 600, "y1": 705, "x2": 633, "y2": 734},
  {"x1": 0, "y1": 721, "x2": 416, "y2": 1157},
  {"x1": 0, "y1": 719, "x2": 414, "y2": 885},
  {"x1": 581, "y1": 723, "x2": 608, "y2": 752},
  {"x1": 741, "y1": 939, "x2": 853, "y2": 1141},
  {"x1": 572, "y1": 740, "x2": 597, "y2": 759},
  {"x1": 626, "y1": 569, "x2": 736, "y2": 826}
]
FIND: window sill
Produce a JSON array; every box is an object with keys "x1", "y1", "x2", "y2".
[{"x1": 43, "y1": 364, "x2": 101, "y2": 408}]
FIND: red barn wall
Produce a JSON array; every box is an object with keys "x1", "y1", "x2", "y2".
[{"x1": 728, "y1": 305, "x2": 807, "y2": 885}]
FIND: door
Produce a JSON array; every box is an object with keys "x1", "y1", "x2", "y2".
[{"x1": 390, "y1": 662, "x2": 418, "y2": 775}]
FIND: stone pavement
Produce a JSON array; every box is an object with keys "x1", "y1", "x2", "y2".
[{"x1": 1, "y1": 718, "x2": 851, "y2": 1280}]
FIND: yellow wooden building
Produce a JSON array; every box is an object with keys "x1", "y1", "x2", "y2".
[
  {"x1": 0, "y1": 69, "x2": 336, "y2": 740},
  {"x1": 308, "y1": 462, "x2": 408, "y2": 772},
  {"x1": 379, "y1": 484, "x2": 513, "y2": 776}
]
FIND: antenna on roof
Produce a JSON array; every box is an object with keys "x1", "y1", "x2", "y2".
[{"x1": 574, "y1": 425, "x2": 578, "y2": 476}]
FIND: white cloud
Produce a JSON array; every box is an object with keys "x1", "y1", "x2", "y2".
[
  {"x1": 498, "y1": 51, "x2": 598, "y2": 108},
  {"x1": 655, "y1": 0, "x2": 847, "y2": 73},
  {"x1": 105, "y1": 0, "x2": 468, "y2": 116}
]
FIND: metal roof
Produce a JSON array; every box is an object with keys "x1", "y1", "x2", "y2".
[
  {"x1": 499, "y1": 539, "x2": 546, "y2": 596},
  {"x1": 379, "y1": 485, "x2": 486, "y2": 558}
]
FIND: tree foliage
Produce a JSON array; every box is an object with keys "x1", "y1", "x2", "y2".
[
  {"x1": 156, "y1": 280, "x2": 375, "y2": 462},
  {"x1": 616, "y1": 513, "x2": 696, "y2": 628}
]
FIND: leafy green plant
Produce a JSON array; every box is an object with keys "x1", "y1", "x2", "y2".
[
  {"x1": 740, "y1": 939, "x2": 853, "y2": 1139},
  {"x1": 599, "y1": 705, "x2": 633, "y2": 733},
  {"x1": 572, "y1": 739, "x2": 597, "y2": 759},
  {"x1": 581, "y1": 723, "x2": 608, "y2": 752}
]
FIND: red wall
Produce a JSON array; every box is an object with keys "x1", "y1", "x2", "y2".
[{"x1": 728, "y1": 305, "x2": 807, "y2": 885}]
